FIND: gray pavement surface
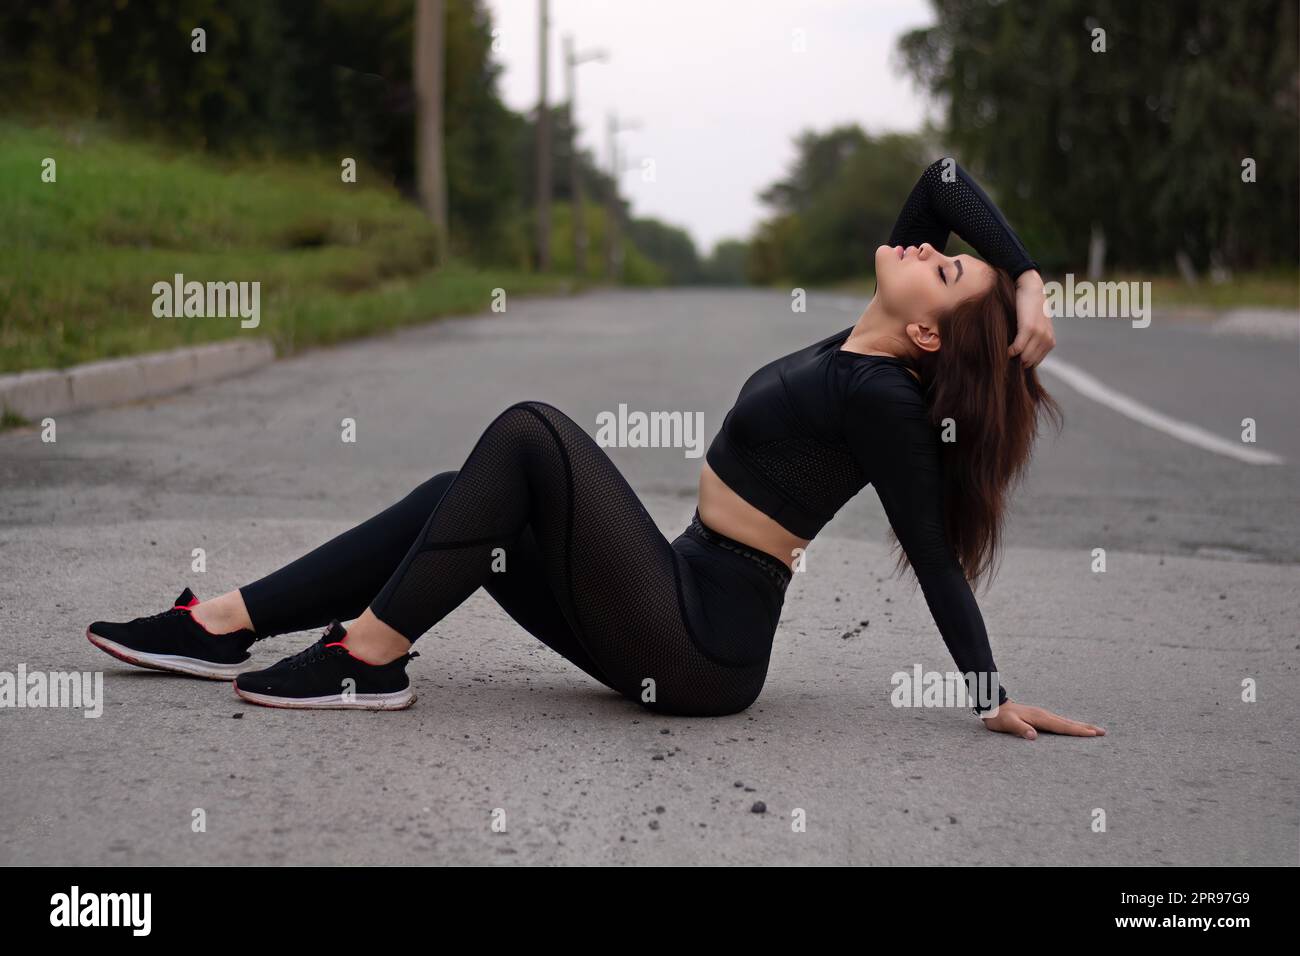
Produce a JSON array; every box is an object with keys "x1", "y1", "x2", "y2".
[{"x1": 1, "y1": 288, "x2": 1297, "y2": 865}]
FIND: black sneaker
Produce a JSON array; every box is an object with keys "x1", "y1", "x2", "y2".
[
  {"x1": 233, "y1": 622, "x2": 417, "y2": 710},
  {"x1": 87, "y1": 588, "x2": 259, "y2": 680}
]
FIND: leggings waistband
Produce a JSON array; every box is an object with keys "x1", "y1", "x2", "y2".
[{"x1": 685, "y1": 511, "x2": 793, "y2": 592}]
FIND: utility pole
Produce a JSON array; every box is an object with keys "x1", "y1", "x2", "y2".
[
  {"x1": 535, "y1": 0, "x2": 551, "y2": 271},
  {"x1": 414, "y1": 0, "x2": 447, "y2": 263},
  {"x1": 563, "y1": 36, "x2": 607, "y2": 278},
  {"x1": 604, "y1": 113, "x2": 641, "y2": 281}
]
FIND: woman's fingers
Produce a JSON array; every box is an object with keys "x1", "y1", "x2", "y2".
[
  {"x1": 983, "y1": 703, "x2": 1106, "y2": 740},
  {"x1": 1030, "y1": 332, "x2": 1056, "y2": 366},
  {"x1": 1011, "y1": 328, "x2": 1055, "y2": 367},
  {"x1": 1024, "y1": 707, "x2": 1106, "y2": 736},
  {"x1": 1008, "y1": 328, "x2": 1040, "y2": 366},
  {"x1": 1011, "y1": 278, "x2": 1055, "y2": 367}
]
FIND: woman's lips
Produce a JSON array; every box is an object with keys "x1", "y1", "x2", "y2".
[{"x1": 896, "y1": 245, "x2": 905, "y2": 259}]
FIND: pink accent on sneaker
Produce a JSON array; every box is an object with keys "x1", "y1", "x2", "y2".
[
  {"x1": 182, "y1": 603, "x2": 245, "y2": 639},
  {"x1": 326, "y1": 640, "x2": 377, "y2": 665}
]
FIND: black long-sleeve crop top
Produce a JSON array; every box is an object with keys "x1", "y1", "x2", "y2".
[{"x1": 705, "y1": 159, "x2": 1037, "y2": 711}]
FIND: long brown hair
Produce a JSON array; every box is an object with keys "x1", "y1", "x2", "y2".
[{"x1": 900, "y1": 268, "x2": 1062, "y2": 589}]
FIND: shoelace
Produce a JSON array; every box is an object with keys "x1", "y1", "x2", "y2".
[
  {"x1": 138, "y1": 604, "x2": 265, "y2": 643},
  {"x1": 286, "y1": 641, "x2": 336, "y2": 671},
  {"x1": 139, "y1": 606, "x2": 190, "y2": 624},
  {"x1": 283, "y1": 633, "x2": 421, "y2": 671}
]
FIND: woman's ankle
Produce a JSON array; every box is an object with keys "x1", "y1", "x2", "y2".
[
  {"x1": 341, "y1": 610, "x2": 412, "y2": 665},
  {"x1": 191, "y1": 590, "x2": 255, "y2": 635}
]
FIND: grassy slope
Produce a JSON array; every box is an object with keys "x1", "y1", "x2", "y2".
[{"x1": 0, "y1": 123, "x2": 583, "y2": 372}]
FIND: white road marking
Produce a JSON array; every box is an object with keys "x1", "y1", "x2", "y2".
[{"x1": 1039, "y1": 356, "x2": 1285, "y2": 465}]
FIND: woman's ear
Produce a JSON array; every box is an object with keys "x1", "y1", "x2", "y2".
[{"x1": 908, "y1": 321, "x2": 942, "y2": 354}]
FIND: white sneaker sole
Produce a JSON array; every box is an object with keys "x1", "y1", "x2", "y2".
[
  {"x1": 86, "y1": 628, "x2": 251, "y2": 681},
  {"x1": 233, "y1": 685, "x2": 415, "y2": 710}
]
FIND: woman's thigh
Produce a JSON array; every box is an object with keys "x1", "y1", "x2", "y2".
[
  {"x1": 491, "y1": 402, "x2": 770, "y2": 716},
  {"x1": 481, "y1": 525, "x2": 614, "y2": 690}
]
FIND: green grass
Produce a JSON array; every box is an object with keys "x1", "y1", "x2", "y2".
[
  {"x1": 0, "y1": 122, "x2": 582, "y2": 372},
  {"x1": 1115, "y1": 271, "x2": 1300, "y2": 310}
]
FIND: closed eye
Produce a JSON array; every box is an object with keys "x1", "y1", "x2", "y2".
[{"x1": 938, "y1": 265, "x2": 947, "y2": 285}]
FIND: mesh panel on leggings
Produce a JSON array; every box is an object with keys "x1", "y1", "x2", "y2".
[{"x1": 370, "y1": 401, "x2": 769, "y2": 716}]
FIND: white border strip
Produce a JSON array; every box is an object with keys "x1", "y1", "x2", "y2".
[{"x1": 1039, "y1": 356, "x2": 1284, "y2": 466}]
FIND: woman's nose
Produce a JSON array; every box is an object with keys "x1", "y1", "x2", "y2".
[{"x1": 917, "y1": 243, "x2": 934, "y2": 259}]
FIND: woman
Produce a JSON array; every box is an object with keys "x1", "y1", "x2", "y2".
[{"x1": 88, "y1": 159, "x2": 1103, "y2": 740}]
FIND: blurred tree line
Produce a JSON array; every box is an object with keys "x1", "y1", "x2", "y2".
[
  {"x1": 751, "y1": 0, "x2": 1298, "y2": 284},
  {"x1": 622, "y1": 219, "x2": 748, "y2": 285},
  {"x1": 0, "y1": 0, "x2": 731, "y2": 280},
  {"x1": 748, "y1": 127, "x2": 935, "y2": 284}
]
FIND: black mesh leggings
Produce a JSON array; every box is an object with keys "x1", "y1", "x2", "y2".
[{"x1": 240, "y1": 401, "x2": 789, "y2": 716}]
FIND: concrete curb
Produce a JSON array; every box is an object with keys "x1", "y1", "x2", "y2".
[
  {"x1": 0, "y1": 339, "x2": 276, "y2": 421},
  {"x1": 1210, "y1": 308, "x2": 1300, "y2": 342},
  {"x1": 1151, "y1": 306, "x2": 1300, "y2": 340}
]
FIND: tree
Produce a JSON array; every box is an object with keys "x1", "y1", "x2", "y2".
[
  {"x1": 701, "y1": 240, "x2": 749, "y2": 286},
  {"x1": 898, "y1": 0, "x2": 1299, "y2": 274},
  {"x1": 414, "y1": 0, "x2": 448, "y2": 262},
  {"x1": 625, "y1": 218, "x2": 702, "y2": 284},
  {"x1": 748, "y1": 128, "x2": 932, "y2": 284}
]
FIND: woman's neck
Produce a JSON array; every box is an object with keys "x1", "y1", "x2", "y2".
[{"x1": 845, "y1": 295, "x2": 913, "y2": 358}]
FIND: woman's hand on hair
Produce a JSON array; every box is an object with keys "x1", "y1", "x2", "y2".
[
  {"x1": 980, "y1": 699, "x2": 1105, "y2": 739},
  {"x1": 1009, "y1": 270, "x2": 1054, "y2": 367}
]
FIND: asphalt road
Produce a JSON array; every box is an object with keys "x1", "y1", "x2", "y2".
[{"x1": 1, "y1": 288, "x2": 1296, "y2": 865}]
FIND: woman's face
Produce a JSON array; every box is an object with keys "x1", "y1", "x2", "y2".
[{"x1": 874, "y1": 242, "x2": 994, "y2": 322}]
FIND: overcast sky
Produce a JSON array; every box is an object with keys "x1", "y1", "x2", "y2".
[{"x1": 481, "y1": 0, "x2": 938, "y2": 252}]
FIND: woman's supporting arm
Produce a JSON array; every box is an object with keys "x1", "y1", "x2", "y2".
[{"x1": 846, "y1": 367, "x2": 1007, "y2": 713}]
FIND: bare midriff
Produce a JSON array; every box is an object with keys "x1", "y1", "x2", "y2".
[{"x1": 697, "y1": 462, "x2": 811, "y2": 571}]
